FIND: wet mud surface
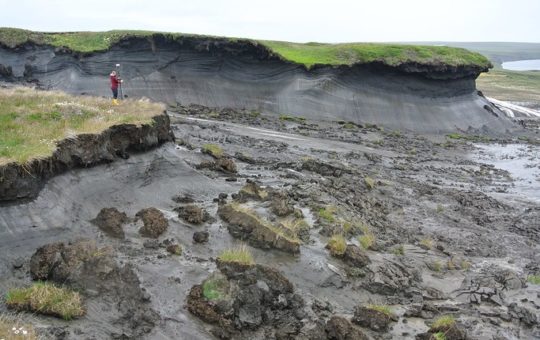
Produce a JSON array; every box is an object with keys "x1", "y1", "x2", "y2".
[{"x1": 1, "y1": 108, "x2": 539, "y2": 339}]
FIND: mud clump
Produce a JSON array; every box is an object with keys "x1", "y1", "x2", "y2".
[
  {"x1": 325, "y1": 316, "x2": 370, "y2": 340},
  {"x1": 92, "y1": 207, "x2": 129, "y2": 239},
  {"x1": 236, "y1": 180, "x2": 269, "y2": 201},
  {"x1": 187, "y1": 260, "x2": 306, "y2": 338},
  {"x1": 193, "y1": 231, "x2": 210, "y2": 243},
  {"x1": 271, "y1": 192, "x2": 297, "y2": 217},
  {"x1": 197, "y1": 157, "x2": 238, "y2": 173},
  {"x1": 166, "y1": 244, "x2": 182, "y2": 255},
  {"x1": 352, "y1": 306, "x2": 393, "y2": 332},
  {"x1": 29, "y1": 239, "x2": 159, "y2": 338},
  {"x1": 136, "y1": 207, "x2": 169, "y2": 238},
  {"x1": 30, "y1": 240, "x2": 98, "y2": 282},
  {"x1": 218, "y1": 203, "x2": 300, "y2": 254},
  {"x1": 175, "y1": 204, "x2": 210, "y2": 224},
  {"x1": 342, "y1": 245, "x2": 371, "y2": 268}
]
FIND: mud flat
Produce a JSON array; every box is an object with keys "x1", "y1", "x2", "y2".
[{"x1": 1, "y1": 103, "x2": 539, "y2": 339}]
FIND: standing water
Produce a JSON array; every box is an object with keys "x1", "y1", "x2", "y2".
[
  {"x1": 501, "y1": 59, "x2": 540, "y2": 71},
  {"x1": 473, "y1": 143, "x2": 540, "y2": 203}
]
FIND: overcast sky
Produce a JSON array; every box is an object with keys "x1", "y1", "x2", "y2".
[{"x1": 1, "y1": 0, "x2": 539, "y2": 43}]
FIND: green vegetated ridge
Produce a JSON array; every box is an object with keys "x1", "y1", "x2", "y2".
[{"x1": 0, "y1": 27, "x2": 491, "y2": 69}]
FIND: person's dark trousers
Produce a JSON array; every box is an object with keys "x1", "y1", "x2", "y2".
[{"x1": 111, "y1": 88, "x2": 118, "y2": 99}]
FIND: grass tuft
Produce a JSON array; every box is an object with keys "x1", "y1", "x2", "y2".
[
  {"x1": 0, "y1": 87, "x2": 164, "y2": 165},
  {"x1": 392, "y1": 244, "x2": 405, "y2": 256},
  {"x1": 527, "y1": 275, "x2": 540, "y2": 285},
  {"x1": 432, "y1": 315, "x2": 455, "y2": 329},
  {"x1": 364, "y1": 176, "x2": 376, "y2": 190},
  {"x1": 201, "y1": 144, "x2": 224, "y2": 158},
  {"x1": 318, "y1": 206, "x2": 337, "y2": 223},
  {"x1": 358, "y1": 225, "x2": 376, "y2": 250},
  {"x1": 6, "y1": 282, "x2": 84, "y2": 320},
  {"x1": 327, "y1": 234, "x2": 347, "y2": 256},
  {"x1": 420, "y1": 238, "x2": 434, "y2": 250},
  {"x1": 433, "y1": 332, "x2": 446, "y2": 340},
  {"x1": 366, "y1": 304, "x2": 394, "y2": 317},
  {"x1": 218, "y1": 245, "x2": 255, "y2": 265}
]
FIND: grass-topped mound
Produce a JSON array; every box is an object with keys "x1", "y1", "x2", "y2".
[
  {"x1": 218, "y1": 246, "x2": 255, "y2": 266},
  {"x1": 0, "y1": 86, "x2": 165, "y2": 165},
  {"x1": 0, "y1": 27, "x2": 491, "y2": 70},
  {"x1": 6, "y1": 282, "x2": 85, "y2": 320},
  {"x1": 262, "y1": 40, "x2": 491, "y2": 69}
]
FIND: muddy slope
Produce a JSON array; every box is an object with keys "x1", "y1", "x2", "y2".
[
  {"x1": 0, "y1": 113, "x2": 173, "y2": 202},
  {"x1": 0, "y1": 35, "x2": 512, "y2": 133},
  {"x1": 1, "y1": 108, "x2": 538, "y2": 339}
]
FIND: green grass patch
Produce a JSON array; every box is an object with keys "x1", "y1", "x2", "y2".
[
  {"x1": 201, "y1": 143, "x2": 224, "y2": 158},
  {"x1": 261, "y1": 40, "x2": 491, "y2": 69},
  {"x1": 527, "y1": 275, "x2": 540, "y2": 285},
  {"x1": 218, "y1": 245, "x2": 255, "y2": 265},
  {"x1": 432, "y1": 315, "x2": 455, "y2": 329},
  {"x1": 0, "y1": 87, "x2": 164, "y2": 165},
  {"x1": 364, "y1": 176, "x2": 376, "y2": 190},
  {"x1": 420, "y1": 238, "x2": 434, "y2": 250},
  {"x1": 6, "y1": 282, "x2": 84, "y2": 320},
  {"x1": 358, "y1": 225, "x2": 376, "y2": 250},
  {"x1": 392, "y1": 244, "x2": 405, "y2": 256},
  {"x1": 279, "y1": 114, "x2": 306, "y2": 124},
  {"x1": 327, "y1": 234, "x2": 347, "y2": 256},
  {"x1": 433, "y1": 332, "x2": 446, "y2": 340},
  {"x1": 318, "y1": 206, "x2": 337, "y2": 223},
  {"x1": 366, "y1": 304, "x2": 394, "y2": 317}
]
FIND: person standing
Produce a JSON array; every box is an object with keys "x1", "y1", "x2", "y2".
[{"x1": 110, "y1": 70, "x2": 122, "y2": 105}]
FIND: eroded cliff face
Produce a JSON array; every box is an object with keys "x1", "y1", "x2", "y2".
[
  {"x1": 0, "y1": 113, "x2": 173, "y2": 202},
  {"x1": 0, "y1": 35, "x2": 510, "y2": 132}
]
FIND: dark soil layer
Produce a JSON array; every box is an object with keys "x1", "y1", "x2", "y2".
[
  {"x1": 0, "y1": 113, "x2": 173, "y2": 202},
  {"x1": 0, "y1": 35, "x2": 514, "y2": 133}
]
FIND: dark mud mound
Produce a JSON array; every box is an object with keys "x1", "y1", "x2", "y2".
[
  {"x1": 0, "y1": 113, "x2": 173, "y2": 202},
  {"x1": 0, "y1": 35, "x2": 512, "y2": 133},
  {"x1": 187, "y1": 260, "x2": 307, "y2": 339}
]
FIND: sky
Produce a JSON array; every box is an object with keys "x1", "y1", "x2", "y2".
[{"x1": 1, "y1": 0, "x2": 539, "y2": 43}]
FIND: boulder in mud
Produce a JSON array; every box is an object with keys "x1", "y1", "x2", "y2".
[
  {"x1": 218, "y1": 203, "x2": 300, "y2": 253},
  {"x1": 352, "y1": 306, "x2": 393, "y2": 332},
  {"x1": 136, "y1": 207, "x2": 168, "y2": 238},
  {"x1": 325, "y1": 316, "x2": 370, "y2": 340},
  {"x1": 91, "y1": 207, "x2": 129, "y2": 239},
  {"x1": 175, "y1": 204, "x2": 209, "y2": 224}
]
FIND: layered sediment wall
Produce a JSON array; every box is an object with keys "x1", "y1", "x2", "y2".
[
  {"x1": 0, "y1": 35, "x2": 512, "y2": 133},
  {"x1": 0, "y1": 114, "x2": 173, "y2": 202}
]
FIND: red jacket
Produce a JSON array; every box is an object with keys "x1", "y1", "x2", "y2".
[{"x1": 110, "y1": 74, "x2": 120, "y2": 89}]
